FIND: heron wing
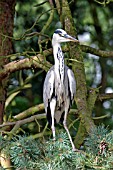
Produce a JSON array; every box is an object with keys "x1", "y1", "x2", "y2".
[
  {"x1": 43, "y1": 66, "x2": 55, "y2": 112},
  {"x1": 66, "y1": 66, "x2": 76, "y2": 103}
]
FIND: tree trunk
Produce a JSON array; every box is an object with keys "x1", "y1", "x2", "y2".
[{"x1": 0, "y1": 0, "x2": 16, "y2": 124}]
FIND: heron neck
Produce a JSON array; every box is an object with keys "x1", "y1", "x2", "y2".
[{"x1": 53, "y1": 43, "x2": 64, "y2": 82}]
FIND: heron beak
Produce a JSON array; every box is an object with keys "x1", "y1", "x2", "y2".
[{"x1": 65, "y1": 34, "x2": 79, "y2": 43}]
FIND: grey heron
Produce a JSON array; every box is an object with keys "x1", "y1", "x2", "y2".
[{"x1": 43, "y1": 29, "x2": 78, "y2": 151}]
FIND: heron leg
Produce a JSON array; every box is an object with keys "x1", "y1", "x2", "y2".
[
  {"x1": 63, "y1": 99, "x2": 76, "y2": 151},
  {"x1": 50, "y1": 98, "x2": 56, "y2": 140}
]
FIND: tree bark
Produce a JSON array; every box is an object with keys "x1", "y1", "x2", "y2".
[{"x1": 0, "y1": 0, "x2": 16, "y2": 124}]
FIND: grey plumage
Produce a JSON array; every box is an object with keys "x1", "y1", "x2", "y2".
[
  {"x1": 43, "y1": 29, "x2": 78, "y2": 151},
  {"x1": 43, "y1": 65, "x2": 76, "y2": 123}
]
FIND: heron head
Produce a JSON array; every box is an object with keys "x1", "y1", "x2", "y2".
[{"x1": 52, "y1": 29, "x2": 79, "y2": 45}]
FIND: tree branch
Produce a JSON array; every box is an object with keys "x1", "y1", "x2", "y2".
[
  {"x1": 98, "y1": 93, "x2": 113, "y2": 101},
  {"x1": 93, "y1": 113, "x2": 110, "y2": 120},
  {"x1": 1, "y1": 91, "x2": 112, "y2": 133},
  {"x1": 81, "y1": 44, "x2": 113, "y2": 58},
  {"x1": 0, "y1": 49, "x2": 52, "y2": 80},
  {"x1": 8, "y1": 92, "x2": 113, "y2": 122},
  {"x1": 0, "y1": 113, "x2": 46, "y2": 128},
  {"x1": 1, "y1": 44, "x2": 113, "y2": 81},
  {"x1": 13, "y1": 103, "x2": 44, "y2": 120}
]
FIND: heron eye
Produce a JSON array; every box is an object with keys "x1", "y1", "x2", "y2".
[{"x1": 59, "y1": 33, "x2": 64, "y2": 37}]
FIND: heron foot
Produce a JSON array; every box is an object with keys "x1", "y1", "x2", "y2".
[
  {"x1": 72, "y1": 147, "x2": 80, "y2": 152},
  {"x1": 53, "y1": 137, "x2": 56, "y2": 141}
]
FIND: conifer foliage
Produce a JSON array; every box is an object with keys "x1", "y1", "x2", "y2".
[{"x1": 0, "y1": 126, "x2": 113, "y2": 169}]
